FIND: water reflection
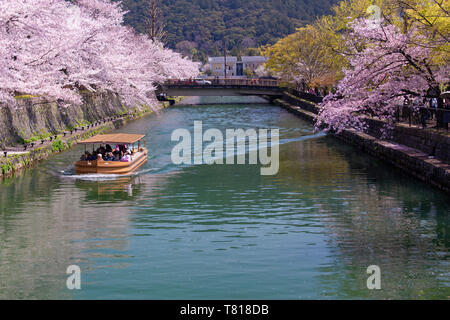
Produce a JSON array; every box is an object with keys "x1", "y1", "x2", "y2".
[
  {"x1": 0, "y1": 103, "x2": 449, "y2": 299},
  {"x1": 74, "y1": 176, "x2": 143, "y2": 202},
  {"x1": 0, "y1": 171, "x2": 132, "y2": 298},
  {"x1": 314, "y1": 139, "x2": 450, "y2": 299}
]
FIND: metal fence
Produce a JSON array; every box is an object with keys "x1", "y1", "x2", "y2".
[
  {"x1": 285, "y1": 88, "x2": 324, "y2": 104},
  {"x1": 166, "y1": 78, "x2": 280, "y2": 87},
  {"x1": 395, "y1": 105, "x2": 450, "y2": 130},
  {"x1": 286, "y1": 88, "x2": 449, "y2": 131}
]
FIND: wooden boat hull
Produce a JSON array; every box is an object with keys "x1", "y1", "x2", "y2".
[{"x1": 75, "y1": 149, "x2": 148, "y2": 175}]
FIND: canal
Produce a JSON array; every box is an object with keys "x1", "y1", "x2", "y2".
[{"x1": 0, "y1": 98, "x2": 449, "y2": 299}]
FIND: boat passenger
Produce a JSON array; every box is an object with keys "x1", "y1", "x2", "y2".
[
  {"x1": 87, "y1": 153, "x2": 96, "y2": 161},
  {"x1": 105, "y1": 144, "x2": 113, "y2": 153},
  {"x1": 80, "y1": 151, "x2": 89, "y2": 161},
  {"x1": 96, "y1": 145, "x2": 106, "y2": 155},
  {"x1": 104, "y1": 152, "x2": 115, "y2": 161},
  {"x1": 121, "y1": 151, "x2": 131, "y2": 162}
]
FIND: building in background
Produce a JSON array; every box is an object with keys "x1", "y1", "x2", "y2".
[
  {"x1": 241, "y1": 56, "x2": 267, "y2": 75},
  {"x1": 207, "y1": 56, "x2": 267, "y2": 78},
  {"x1": 208, "y1": 56, "x2": 237, "y2": 77}
]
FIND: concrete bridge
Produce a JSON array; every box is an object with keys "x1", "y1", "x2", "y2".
[{"x1": 159, "y1": 79, "x2": 284, "y2": 101}]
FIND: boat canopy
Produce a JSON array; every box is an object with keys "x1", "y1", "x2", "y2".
[{"x1": 79, "y1": 133, "x2": 145, "y2": 145}]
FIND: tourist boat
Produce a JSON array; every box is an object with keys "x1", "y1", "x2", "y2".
[{"x1": 75, "y1": 133, "x2": 148, "y2": 175}]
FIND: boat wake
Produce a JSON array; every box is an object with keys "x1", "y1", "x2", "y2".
[
  {"x1": 54, "y1": 131, "x2": 326, "y2": 180},
  {"x1": 58, "y1": 166, "x2": 159, "y2": 181},
  {"x1": 279, "y1": 131, "x2": 326, "y2": 144}
]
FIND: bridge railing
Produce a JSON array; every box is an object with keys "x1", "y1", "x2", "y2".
[{"x1": 166, "y1": 78, "x2": 280, "y2": 87}]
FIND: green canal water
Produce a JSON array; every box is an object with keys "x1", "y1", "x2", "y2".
[{"x1": 0, "y1": 99, "x2": 449, "y2": 299}]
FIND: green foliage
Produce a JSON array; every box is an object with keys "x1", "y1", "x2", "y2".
[
  {"x1": 1, "y1": 163, "x2": 11, "y2": 174},
  {"x1": 243, "y1": 67, "x2": 254, "y2": 78},
  {"x1": 51, "y1": 139, "x2": 65, "y2": 153},
  {"x1": 23, "y1": 131, "x2": 53, "y2": 144},
  {"x1": 0, "y1": 159, "x2": 15, "y2": 175},
  {"x1": 116, "y1": 0, "x2": 339, "y2": 56},
  {"x1": 75, "y1": 119, "x2": 91, "y2": 127}
]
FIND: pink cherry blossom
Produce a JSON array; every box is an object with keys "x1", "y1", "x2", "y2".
[
  {"x1": 0, "y1": 0, "x2": 199, "y2": 110},
  {"x1": 316, "y1": 19, "x2": 448, "y2": 134}
]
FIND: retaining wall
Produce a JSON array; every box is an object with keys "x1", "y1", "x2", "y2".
[
  {"x1": 363, "y1": 118, "x2": 450, "y2": 163},
  {"x1": 0, "y1": 91, "x2": 132, "y2": 149}
]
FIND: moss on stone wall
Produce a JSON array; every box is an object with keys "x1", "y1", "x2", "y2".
[{"x1": 0, "y1": 91, "x2": 142, "y2": 149}]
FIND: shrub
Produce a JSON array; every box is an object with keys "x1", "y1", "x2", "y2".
[{"x1": 51, "y1": 139, "x2": 65, "y2": 152}]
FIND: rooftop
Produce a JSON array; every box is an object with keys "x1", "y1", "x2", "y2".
[
  {"x1": 208, "y1": 56, "x2": 267, "y2": 63},
  {"x1": 79, "y1": 133, "x2": 145, "y2": 145},
  {"x1": 208, "y1": 56, "x2": 238, "y2": 63},
  {"x1": 241, "y1": 56, "x2": 267, "y2": 62}
]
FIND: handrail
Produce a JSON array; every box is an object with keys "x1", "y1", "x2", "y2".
[
  {"x1": 166, "y1": 78, "x2": 281, "y2": 87},
  {"x1": 396, "y1": 105, "x2": 450, "y2": 129}
]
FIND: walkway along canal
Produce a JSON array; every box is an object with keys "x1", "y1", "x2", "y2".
[{"x1": 0, "y1": 98, "x2": 449, "y2": 299}]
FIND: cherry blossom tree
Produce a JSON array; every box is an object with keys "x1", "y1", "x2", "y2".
[
  {"x1": 316, "y1": 19, "x2": 449, "y2": 133},
  {"x1": 0, "y1": 0, "x2": 199, "y2": 109},
  {"x1": 0, "y1": 0, "x2": 82, "y2": 104}
]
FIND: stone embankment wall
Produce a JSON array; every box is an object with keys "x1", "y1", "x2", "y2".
[
  {"x1": 363, "y1": 118, "x2": 450, "y2": 163},
  {"x1": 0, "y1": 92, "x2": 133, "y2": 148},
  {"x1": 1, "y1": 123, "x2": 112, "y2": 178},
  {"x1": 277, "y1": 94, "x2": 450, "y2": 194}
]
